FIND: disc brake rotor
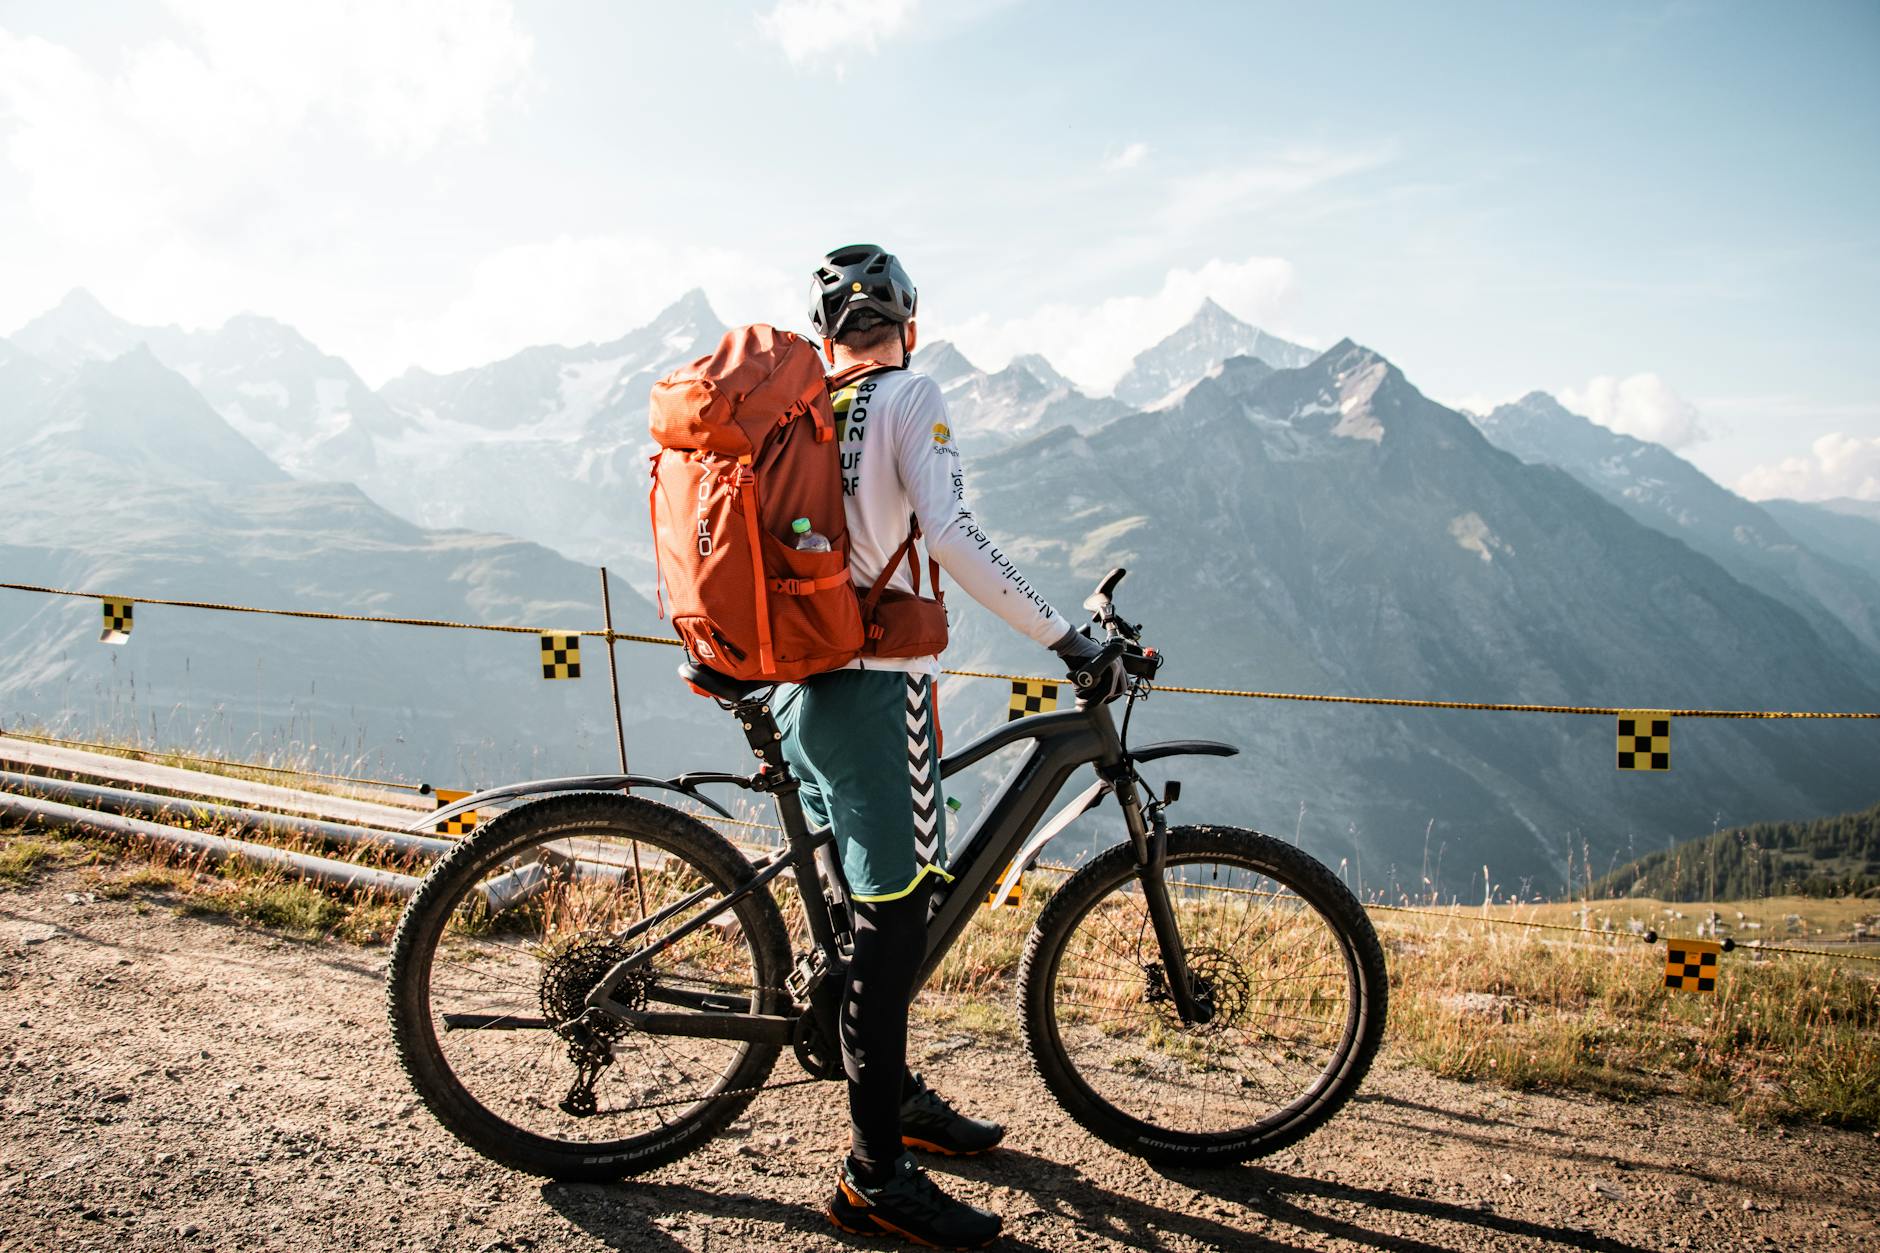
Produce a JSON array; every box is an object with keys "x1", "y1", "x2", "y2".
[{"x1": 1143, "y1": 947, "x2": 1252, "y2": 1035}]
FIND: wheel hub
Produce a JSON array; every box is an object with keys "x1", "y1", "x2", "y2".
[
  {"x1": 539, "y1": 937, "x2": 648, "y2": 1045},
  {"x1": 1141, "y1": 947, "x2": 1251, "y2": 1034}
]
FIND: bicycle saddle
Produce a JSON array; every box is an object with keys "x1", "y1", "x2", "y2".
[{"x1": 678, "y1": 660, "x2": 776, "y2": 704}]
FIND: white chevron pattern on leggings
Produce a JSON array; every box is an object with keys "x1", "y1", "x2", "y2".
[{"x1": 906, "y1": 676, "x2": 940, "y2": 862}]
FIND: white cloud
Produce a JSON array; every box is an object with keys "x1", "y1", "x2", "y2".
[
  {"x1": 391, "y1": 235, "x2": 798, "y2": 377},
  {"x1": 1103, "y1": 141, "x2": 1149, "y2": 172},
  {"x1": 756, "y1": 0, "x2": 920, "y2": 66},
  {"x1": 1159, "y1": 144, "x2": 1395, "y2": 229},
  {"x1": 0, "y1": 3, "x2": 532, "y2": 243},
  {"x1": 936, "y1": 255, "x2": 1303, "y2": 394},
  {"x1": 1558, "y1": 373, "x2": 1707, "y2": 449},
  {"x1": 0, "y1": 3, "x2": 534, "y2": 368},
  {"x1": 1736, "y1": 433, "x2": 1880, "y2": 503}
]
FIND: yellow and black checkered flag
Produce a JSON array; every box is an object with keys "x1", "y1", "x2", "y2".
[
  {"x1": 1008, "y1": 678, "x2": 1059, "y2": 721},
  {"x1": 540, "y1": 632, "x2": 582, "y2": 680},
  {"x1": 1663, "y1": 938, "x2": 1721, "y2": 993},
  {"x1": 434, "y1": 788, "x2": 481, "y2": 836},
  {"x1": 100, "y1": 598, "x2": 134, "y2": 645},
  {"x1": 1616, "y1": 711, "x2": 1670, "y2": 771}
]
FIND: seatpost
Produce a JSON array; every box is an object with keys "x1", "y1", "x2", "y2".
[{"x1": 729, "y1": 695, "x2": 845, "y2": 964}]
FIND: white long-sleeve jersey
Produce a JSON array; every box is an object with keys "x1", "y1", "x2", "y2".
[{"x1": 829, "y1": 366, "x2": 1072, "y2": 675}]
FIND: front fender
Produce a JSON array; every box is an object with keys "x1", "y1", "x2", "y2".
[{"x1": 1128, "y1": 739, "x2": 1239, "y2": 765}]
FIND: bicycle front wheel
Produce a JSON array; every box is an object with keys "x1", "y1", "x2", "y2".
[
  {"x1": 386, "y1": 793, "x2": 793, "y2": 1180},
  {"x1": 1018, "y1": 825, "x2": 1386, "y2": 1165}
]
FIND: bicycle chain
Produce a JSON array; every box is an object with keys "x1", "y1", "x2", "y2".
[{"x1": 615, "y1": 1072, "x2": 825, "y2": 1114}]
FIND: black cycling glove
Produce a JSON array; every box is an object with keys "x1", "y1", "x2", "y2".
[{"x1": 1051, "y1": 626, "x2": 1127, "y2": 704}]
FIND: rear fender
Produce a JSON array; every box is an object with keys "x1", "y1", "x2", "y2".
[{"x1": 412, "y1": 773, "x2": 737, "y2": 833}]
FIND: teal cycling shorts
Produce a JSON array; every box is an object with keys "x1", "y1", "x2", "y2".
[{"x1": 775, "y1": 669, "x2": 951, "y2": 901}]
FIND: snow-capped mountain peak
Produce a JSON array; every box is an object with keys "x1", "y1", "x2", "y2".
[
  {"x1": 914, "y1": 340, "x2": 979, "y2": 387},
  {"x1": 1009, "y1": 352, "x2": 1074, "y2": 392},
  {"x1": 1112, "y1": 300, "x2": 1318, "y2": 410},
  {"x1": 10, "y1": 288, "x2": 147, "y2": 371}
]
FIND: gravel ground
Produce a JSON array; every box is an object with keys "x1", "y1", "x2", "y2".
[{"x1": 2, "y1": 867, "x2": 1876, "y2": 1253}]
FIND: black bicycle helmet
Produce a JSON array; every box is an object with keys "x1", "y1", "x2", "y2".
[{"x1": 809, "y1": 244, "x2": 917, "y2": 338}]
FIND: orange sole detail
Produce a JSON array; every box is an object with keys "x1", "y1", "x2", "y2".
[
  {"x1": 900, "y1": 1136, "x2": 995, "y2": 1158},
  {"x1": 825, "y1": 1206, "x2": 879, "y2": 1238},
  {"x1": 869, "y1": 1214, "x2": 999, "y2": 1251}
]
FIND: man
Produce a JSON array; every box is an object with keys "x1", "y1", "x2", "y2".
[{"x1": 781, "y1": 245, "x2": 1123, "y2": 1249}]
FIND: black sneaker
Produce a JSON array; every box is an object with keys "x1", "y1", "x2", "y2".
[
  {"x1": 827, "y1": 1153, "x2": 1002, "y2": 1250},
  {"x1": 900, "y1": 1071, "x2": 1005, "y2": 1157}
]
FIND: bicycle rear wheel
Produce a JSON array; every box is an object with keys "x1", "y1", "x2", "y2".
[
  {"x1": 386, "y1": 793, "x2": 792, "y2": 1180},
  {"x1": 1018, "y1": 825, "x2": 1386, "y2": 1165}
]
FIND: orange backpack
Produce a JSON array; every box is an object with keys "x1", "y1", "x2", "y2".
[{"x1": 648, "y1": 325, "x2": 946, "y2": 684}]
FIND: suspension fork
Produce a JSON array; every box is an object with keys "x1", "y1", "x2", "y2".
[{"x1": 1116, "y1": 773, "x2": 1211, "y2": 1026}]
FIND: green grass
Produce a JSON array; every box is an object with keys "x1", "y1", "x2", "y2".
[
  {"x1": 1379, "y1": 920, "x2": 1880, "y2": 1128},
  {"x1": 0, "y1": 830, "x2": 93, "y2": 885},
  {"x1": 175, "y1": 873, "x2": 400, "y2": 942},
  {"x1": 0, "y1": 823, "x2": 406, "y2": 944}
]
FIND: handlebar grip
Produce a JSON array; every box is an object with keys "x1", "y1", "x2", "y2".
[{"x1": 1070, "y1": 639, "x2": 1127, "y2": 695}]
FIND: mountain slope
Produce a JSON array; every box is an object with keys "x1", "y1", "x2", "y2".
[
  {"x1": 939, "y1": 343, "x2": 1880, "y2": 891},
  {"x1": 1760, "y1": 499, "x2": 1880, "y2": 585},
  {"x1": 361, "y1": 290, "x2": 728, "y2": 579},
  {"x1": 918, "y1": 343, "x2": 1130, "y2": 446},
  {"x1": 0, "y1": 355, "x2": 714, "y2": 787},
  {"x1": 1112, "y1": 299, "x2": 1317, "y2": 409},
  {"x1": 10, "y1": 290, "x2": 408, "y2": 481},
  {"x1": 11, "y1": 347, "x2": 290, "y2": 487},
  {"x1": 0, "y1": 338, "x2": 55, "y2": 438},
  {"x1": 1592, "y1": 801, "x2": 1880, "y2": 900},
  {"x1": 9, "y1": 289, "x2": 146, "y2": 369},
  {"x1": 1476, "y1": 392, "x2": 1880, "y2": 664}
]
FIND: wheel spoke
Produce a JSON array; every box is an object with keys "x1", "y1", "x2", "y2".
[
  {"x1": 1028, "y1": 833, "x2": 1382, "y2": 1154},
  {"x1": 388, "y1": 797, "x2": 789, "y2": 1172}
]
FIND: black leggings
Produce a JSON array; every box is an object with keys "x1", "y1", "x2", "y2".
[{"x1": 842, "y1": 878, "x2": 933, "y2": 1172}]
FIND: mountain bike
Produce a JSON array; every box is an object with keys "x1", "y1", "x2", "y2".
[{"x1": 385, "y1": 568, "x2": 1386, "y2": 1179}]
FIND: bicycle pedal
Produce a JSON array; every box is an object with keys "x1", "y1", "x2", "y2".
[{"x1": 786, "y1": 950, "x2": 828, "y2": 1002}]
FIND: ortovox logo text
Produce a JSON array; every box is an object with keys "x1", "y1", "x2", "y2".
[{"x1": 695, "y1": 471, "x2": 713, "y2": 556}]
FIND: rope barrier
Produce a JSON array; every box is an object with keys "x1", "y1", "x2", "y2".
[
  {"x1": 1363, "y1": 900, "x2": 1880, "y2": 964},
  {"x1": 940, "y1": 666, "x2": 1880, "y2": 719},
  {"x1": 8, "y1": 580, "x2": 1878, "y2": 719},
  {"x1": 0, "y1": 581, "x2": 679, "y2": 648},
  {"x1": 0, "y1": 728, "x2": 430, "y2": 794},
  {"x1": 8, "y1": 579, "x2": 1879, "y2": 967}
]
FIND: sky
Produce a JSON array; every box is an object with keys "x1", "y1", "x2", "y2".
[{"x1": 1, "y1": 0, "x2": 1876, "y2": 499}]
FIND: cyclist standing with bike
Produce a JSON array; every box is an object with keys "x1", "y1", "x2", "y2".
[{"x1": 794, "y1": 245, "x2": 1124, "y2": 1248}]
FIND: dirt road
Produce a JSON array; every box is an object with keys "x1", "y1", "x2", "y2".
[{"x1": 2, "y1": 867, "x2": 1875, "y2": 1252}]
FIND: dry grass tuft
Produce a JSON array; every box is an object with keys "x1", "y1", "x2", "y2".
[{"x1": 1378, "y1": 919, "x2": 1880, "y2": 1128}]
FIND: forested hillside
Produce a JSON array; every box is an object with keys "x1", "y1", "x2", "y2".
[{"x1": 1595, "y1": 802, "x2": 1880, "y2": 900}]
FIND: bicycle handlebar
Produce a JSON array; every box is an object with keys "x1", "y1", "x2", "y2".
[{"x1": 1076, "y1": 568, "x2": 1164, "y2": 691}]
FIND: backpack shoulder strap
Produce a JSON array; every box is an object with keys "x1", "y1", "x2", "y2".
[
  {"x1": 861, "y1": 516, "x2": 944, "y2": 612},
  {"x1": 826, "y1": 361, "x2": 904, "y2": 393}
]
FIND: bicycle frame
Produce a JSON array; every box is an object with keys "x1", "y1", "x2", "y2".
[{"x1": 565, "y1": 677, "x2": 1238, "y2": 1050}]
